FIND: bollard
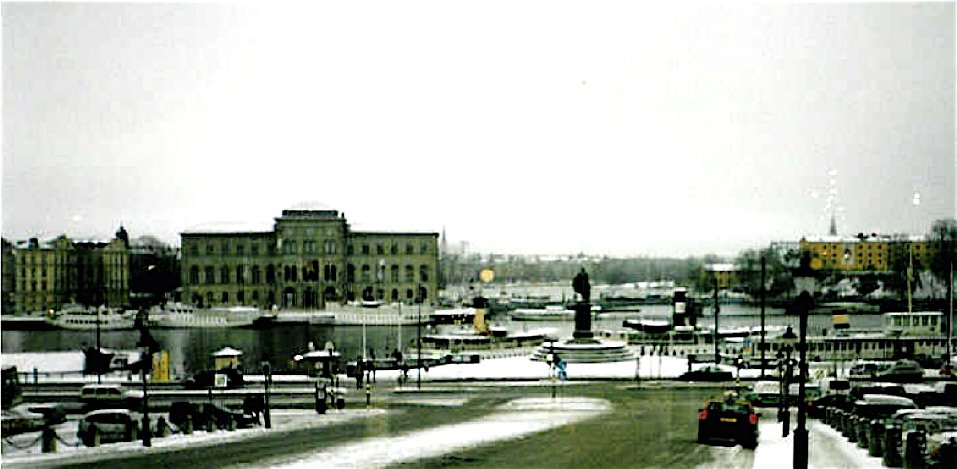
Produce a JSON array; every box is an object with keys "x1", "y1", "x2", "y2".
[
  {"x1": 315, "y1": 382, "x2": 327, "y2": 414},
  {"x1": 41, "y1": 425, "x2": 56, "y2": 453},
  {"x1": 847, "y1": 416, "x2": 858, "y2": 442},
  {"x1": 857, "y1": 418, "x2": 870, "y2": 448},
  {"x1": 884, "y1": 424, "x2": 903, "y2": 468},
  {"x1": 937, "y1": 438, "x2": 957, "y2": 468},
  {"x1": 868, "y1": 420, "x2": 884, "y2": 457},
  {"x1": 156, "y1": 416, "x2": 169, "y2": 438},
  {"x1": 904, "y1": 430, "x2": 926, "y2": 469},
  {"x1": 127, "y1": 420, "x2": 139, "y2": 442},
  {"x1": 85, "y1": 423, "x2": 101, "y2": 447},
  {"x1": 365, "y1": 383, "x2": 371, "y2": 409},
  {"x1": 183, "y1": 415, "x2": 193, "y2": 435}
]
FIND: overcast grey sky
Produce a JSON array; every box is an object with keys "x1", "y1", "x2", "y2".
[{"x1": 2, "y1": 2, "x2": 954, "y2": 257}]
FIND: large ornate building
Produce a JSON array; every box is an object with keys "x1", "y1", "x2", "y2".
[
  {"x1": 7, "y1": 227, "x2": 131, "y2": 314},
  {"x1": 179, "y1": 204, "x2": 440, "y2": 309}
]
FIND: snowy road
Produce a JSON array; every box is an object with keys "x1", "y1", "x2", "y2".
[{"x1": 245, "y1": 398, "x2": 611, "y2": 469}]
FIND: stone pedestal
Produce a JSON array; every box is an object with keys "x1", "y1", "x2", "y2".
[{"x1": 572, "y1": 302, "x2": 594, "y2": 340}]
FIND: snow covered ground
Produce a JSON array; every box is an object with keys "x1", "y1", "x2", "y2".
[
  {"x1": 1, "y1": 409, "x2": 385, "y2": 468},
  {"x1": 245, "y1": 397, "x2": 612, "y2": 469},
  {"x1": 699, "y1": 413, "x2": 885, "y2": 469}
]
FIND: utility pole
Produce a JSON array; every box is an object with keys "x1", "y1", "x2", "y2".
[
  {"x1": 760, "y1": 256, "x2": 767, "y2": 378},
  {"x1": 713, "y1": 276, "x2": 720, "y2": 365}
]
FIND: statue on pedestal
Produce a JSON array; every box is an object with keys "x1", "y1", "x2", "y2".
[
  {"x1": 573, "y1": 268, "x2": 591, "y2": 304},
  {"x1": 571, "y1": 268, "x2": 594, "y2": 340}
]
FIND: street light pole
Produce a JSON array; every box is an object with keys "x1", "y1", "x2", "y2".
[
  {"x1": 760, "y1": 256, "x2": 767, "y2": 378},
  {"x1": 417, "y1": 287, "x2": 422, "y2": 390},
  {"x1": 713, "y1": 276, "x2": 720, "y2": 365},
  {"x1": 792, "y1": 253, "x2": 816, "y2": 469}
]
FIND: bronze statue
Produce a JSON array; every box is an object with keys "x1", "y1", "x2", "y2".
[{"x1": 572, "y1": 268, "x2": 591, "y2": 303}]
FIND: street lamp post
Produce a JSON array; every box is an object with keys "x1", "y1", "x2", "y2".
[
  {"x1": 417, "y1": 284, "x2": 422, "y2": 390},
  {"x1": 792, "y1": 254, "x2": 817, "y2": 469},
  {"x1": 713, "y1": 276, "x2": 721, "y2": 365},
  {"x1": 778, "y1": 326, "x2": 797, "y2": 437}
]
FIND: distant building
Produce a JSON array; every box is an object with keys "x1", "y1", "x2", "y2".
[
  {"x1": 799, "y1": 233, "x2": 935, "y2": 272},
  {"x1": 179, "y1": 204, "x2": 440, "y2": 309},
  {"x1": 702, "y1": 263, "x2": 739, "y2": 289},
  {"x1": 129, "y1": 236, "x2": 181, "y2": 307},
  {"x1": 8, "y1": 227, "x2": 130, "y2": 314}
]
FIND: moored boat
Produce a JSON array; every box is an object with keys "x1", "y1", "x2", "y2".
[{"x1": 45, "y1": 305, "x2": 135, "y2": 331}]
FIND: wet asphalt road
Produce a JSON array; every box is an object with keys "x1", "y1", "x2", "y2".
[{"x1": 13, "y1": 382, "x2": 733, "y2": 469}]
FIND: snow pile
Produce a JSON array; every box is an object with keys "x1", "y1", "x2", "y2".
[
  {"x1": 1, "y1": 409, "x2": 385, "y2": 467},
  {"x1": 254, "y1": 397, "x2": 610, "y2": 469}
]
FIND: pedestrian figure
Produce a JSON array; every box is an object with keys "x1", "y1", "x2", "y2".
[{"x1": 356, "y1": 356, "x2": 364, "y2": 390}]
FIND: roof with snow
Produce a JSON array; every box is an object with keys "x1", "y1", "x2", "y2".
[
  {"x1": 182, "y1": 221, "x2": 274, "y2": 235},
  {"x1": 286, "y1": 201, "x2": 334, "y2": 211}
]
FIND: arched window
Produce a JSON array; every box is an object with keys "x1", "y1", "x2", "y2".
[
  {"x1": 390, "y1": 265, "x2": 399, "y2": 282},
  {"x1": 205, "y1": 266, "x2": 215, "y2": 285},
  {"x1": 361, "y1": 264, "x2": 371, "y2": 282},
  {"x1": 236, "y1": 265, "x2": 245, "y2": 284},
  {"x1": 418, "y1": 286, "x2": 428, "y2": 303},
  {"x1": 391, "y1": 288, "x2": 399, "y2": 301},
  {"x1": 420, "y1": 265, "x2": 429, "y2": 282},
  {"x1": 347, "y1": 264, "x2": 355, "y2": 283},
  {"x1": 406, "y1": 289, "x2": 413, "y2": 300},
  {"x1": 189, "y1": 266, "x2": 199, "y2": 285},
  {"x1": 206, "y1": 291, "x2": 214, "y2": 305},
  {"x1": 405, "y1": 265, "x2": 414, "y2": 282},
  {"x1": 252, "y1": 290, "x2": 260, "y2": 302},
  {"x1": 252, "y1": 266, "x2": 261, "y2": 284},
  {"x1": 237, "y1": 290, "x2": 245, "y2": 304},
  {"x1": 266, "y1": 265, "x2": 275, "y2": 284},
  {"x1": 222, "y1": 291, "x2": 229, "y2": 303},
  {"x1": 330, "y1": 265, "x2": 337, "y2": 281},
  {"x1": 406, "y1": 243, "x2": 414, "y2": 255},
  {"x1": 390, "y1": 244, "x2": 398, "y2": 255},
  {"x1": 220, "y1": 265, "x2": 229, "y2": 284}
]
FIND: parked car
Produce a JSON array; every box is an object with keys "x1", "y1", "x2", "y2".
[
  {"x1": 807, "y1": 393, "x2": 856, "y2": 419},
  {"x1": 1, "y1": 403, "x2": 66, "y2": 436},
  {"x1": 876, "y1": 360, "x2": 925, "y2": 383},
  {"x1": 79, "y1": 384, "x2": 144, "y2": 411},
  {"x1": 848, "y1": 361, "x2": 893, "y2": 379},
  {"x1": 77, "y1": 409, "x2": 139, "y2": 446},
  {"x1": 697, "y1": 393, "x2": 760, "y2": 449},
  {"x1": 850, "y1": 382, "x2": 906, "y2": 400},
  {"x1": 680, "y1": 365, "x2": 733, "y2": 382},
  {"x1": 168, "y1": 401, "x2": 259, "y2": 431},
  {"x1": 742, "y1": 381, "x2": 781, "y2": 407}
]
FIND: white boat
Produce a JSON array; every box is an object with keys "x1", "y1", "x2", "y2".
[
  {"x1": 45, "y1": 305, "x2": 135, "y2": 331},
  {"x1": 509, "y1": 305, "x2": 578, "y2": 321},
  {"x1": 146, "y1": 303, "x2": 264, "y2": 328}
]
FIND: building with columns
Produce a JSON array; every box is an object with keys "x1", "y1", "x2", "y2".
[{"x1": 179, "y1": 204, "x2": 440, "y2": 309}]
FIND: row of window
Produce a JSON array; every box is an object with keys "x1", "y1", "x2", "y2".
[
  {"x1": 187, "y1": 263, "x2": 433, "y2": 285},
  {"x1": 188, "y1": 240, "x2": 432, "y2": 257},
  {"x1": 189, "y1": 286, "x2": 431, "y2": 307}
]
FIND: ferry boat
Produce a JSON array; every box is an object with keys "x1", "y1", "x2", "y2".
[
  {"x1": 510, "y1": 305, "x2": 598, "y2": 321},
  {"x1": 146, "y1": 303, "x2": 265, "y2": 328},
  {"x1": 44, "y1": 305, "x2": 135, "y2": 331}
]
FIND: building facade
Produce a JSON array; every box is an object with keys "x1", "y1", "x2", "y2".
[
  {"x1": 179, "y1": 205, "x2": 440, "y2": 309},
  {"x1": 799, "y1": 234, "x2": 935, "y2": 272},
  {"x1": 9, "y1": 228, "x2": 130, "y2": 314}
]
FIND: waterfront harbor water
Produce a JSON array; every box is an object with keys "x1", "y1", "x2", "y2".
[{"x1": 1, "y1": 304, "x2": 887, "y2": 378}]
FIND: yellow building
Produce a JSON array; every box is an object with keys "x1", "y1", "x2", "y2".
[
  {"x1": 799, "y1": 234, "x2": 935, "y2": 272},
  {"x1": 702, "y1": 263, "x2": 739, "y2": 289},
  {"x1": 180, "y1": 204, "x2": 440, "y2": 309},
  {"x1": 11, "y1": 228, "x2": 130, "y2": 314}
]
